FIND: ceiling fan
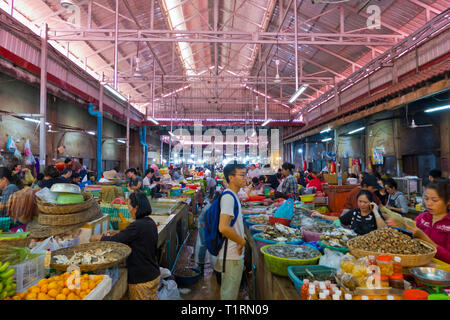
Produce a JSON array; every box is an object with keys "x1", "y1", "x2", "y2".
[
  {"x1": 274, "y1": 37, "x2": 281, "y2": 83},
  {"x1": 409, "y1": 118, "x2": 432, "y2": 129}
]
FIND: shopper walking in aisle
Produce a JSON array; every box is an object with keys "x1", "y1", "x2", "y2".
[
  {"x1": 312, "y1": 190, "x2": 387, "y2": 236},
  {"x1": 384, "y1": 178, "x2": 409, "y2": 216},
  {"x1": 387, "y1": 178, "x2": 450, "y2": 263},
  {"x1": 217, "y1": 163, "x2": 247, "y2": 300},
  {"x1": 90, "y1": 192, "x2": 160, "y2": 299}
]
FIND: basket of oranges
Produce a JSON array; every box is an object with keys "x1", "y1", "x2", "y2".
[{"x1": 9, "y1": 271, "x2": 112, "y2": 300}]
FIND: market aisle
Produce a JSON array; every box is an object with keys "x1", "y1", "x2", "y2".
[{"x1": 174, "y1": 226, "x2": 248, "y2": 300}]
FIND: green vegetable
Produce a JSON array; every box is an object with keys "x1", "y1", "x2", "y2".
[
  {"x1": 3, "y1": 276, "x2": 13, "y2": 286},
  {"x1": 56, "y1": 193, "x2": 84, "y2": 204},
  {"x1": 0, "y1": 291, "x2": 6, "y2": 300},
  {"x1": 0, "y1": 282, "x2": 3, "y2": 292},
  {"x1": 0, "y1": 262, "x2": 9, "y2": 273},
  {"x1": 4, "y1": 284, "x2": 11, "y2": 292},
  {"x1": 7, "y1": 289, "x2": 15, "y2": 297}
]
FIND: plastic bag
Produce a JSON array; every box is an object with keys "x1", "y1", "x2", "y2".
[
  {"x1": 6, "y1": 136, "x2": 16, "y2": 152},
  {"x1": 14, "y1": 148, "x2": 21, "y2": 159},
  {"x1": 30, "y1": 236, "x2": 62, "y2": 253},
  {"x1": 35, "y1": 187, "x2": 58, "y2": 203},
  {"x1": 237, "y1": 189, "x2": 249, "y2": 201},
  {"x1": 157, "y1": 279, "x2": 182, "y2": 300},
  {"x1": 274, "y1": 198, "x2": 294, "y2": 219},
  {"x1": 24, "y1": 140, "x2": 36, "y2": 165},
  {"x1": 319, "y1": 248, "x2": 345, "y2": 270}
]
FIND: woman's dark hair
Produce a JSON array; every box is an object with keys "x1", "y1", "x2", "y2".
[
  {"x1": 384, "y1": 178, "x2": 397, "y2": 190},
  {"x1": 282, "y1": 162, "x2": 295, "y2": 173},
  {"x1": 276, "y1": 173, "x2": 282, "y2": 179},
  {"x1": 129, "y1": 191, "x2": 152, "y2": 219},
  {"x1": 429, "y1": 169, "x2": 442, "y2": 179},
  {"x1": 125, "y1": 168, "x2": 137, "y2": 175},
  {"x1": 61, "y1": 167, "x2": 72, "y2": 175},
  {"x1": 357, "y1": 189, "x2": 374, "y2": 203},
  {"x1": 64, "y1": 157, "x2": 72, "y2": 164},
  {"x1": 252, "y1": 177, "x2": 259, "y2": 184},
  {"x1": 113, "y1": 166, "x2": 120, "y2": 172},
  {"x1": 43, "y1": 165, "x2": 60, "y2": 178},
  {"x1": 145, "y1": 169, "x2": 153, "y2": 176},
  {"x1": 426, "y1": 178, "x2": 450, "y2": 204},
  {"x1": 71, "y1": 172, "x2": 80, "y2": 179},
  {"x1": 36, "y1": 173, "x2": 44, "y2": 181},
  {"x1": 0, "y1": 167, "x2": 23, "y2": 189},
  {"x1": 259, "y1": 176, "x2": 266, "y2": 182},
  {"x1": 373, "y1": 172, "x2": 382, "y2": 180},
  {"x1": 349, "y1": 173, "x2": 357, "y2": 178}
]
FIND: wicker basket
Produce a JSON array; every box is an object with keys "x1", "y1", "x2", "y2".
[
  {"x1": 0, "y1": 234, "x2": 31, "y2": 247},
  {"x1": 347, "y1": 238, "x2": 437, "y2": 267},
  {"x1": 37, "y1": 202, "x2": 101, "y2": 226},
  {"x1": 36, "y1": 192, "x2": 94, "y2": 215},
  {"x1": 50, "y1": 241, "x2": 131, "y2": 272}
]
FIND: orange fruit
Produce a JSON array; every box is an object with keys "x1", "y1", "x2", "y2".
[
  {"x1": 12, "y1": 295, "x2": 21, "y2": 300},
  {"x1": 28, "y1": 286, "x2": 40, "y2": 294},
  {"x1": 52, "y1": 275, "x2": 61, "y2": 282},
  {"x1": 19, "y1": 292, "x2": 27, "y2": 299},
  {"x1": 66, "y1": 293, "x2": 79, "y2": 300},
  {"x1": 37, "y1": 278, "x2": 48, "y2": 287},
  {"x1": 80, "y1": 281, "x2": 89, "y2": 291},
  {"x1": 58, "y1": 280, "x2": 65, "y2": 288},
  {"x1": 93, "y1": 275, "x2": 103, "y2": 282},
  {"x1": 75, "y1": 289, "x2": 81, "y2": 296},
  {"x1": 48, "y1": 289, "x2": 58, "y2": 298},
  {"x1": 25, "y1": 293, "x2": 37, "y2": 300},
  {"x1": 40, "y1": 284, "x2": 48, "y2": 294},
  {"x1": 37, "y1": 293, "x2": 49, "y2": 300},
  {"x1": 79, "y1": 291, "x2": 88, "y2": 299},
  {"x1": 47, "y1": 282, "x2": 58, "y2": 290},
  {"x1": 55, "y1": 293, "x2": 66, "y2": 300},
  {"x1": 88, "y1": 280, "x2": 97, "y2": 290},
  {"x1": 62, "y1": 288, "x2": 70, "y2": 295}
]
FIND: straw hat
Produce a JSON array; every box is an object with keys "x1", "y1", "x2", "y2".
[{"x1": 103, "y1": 170, "x2": 118, "y2": 180}]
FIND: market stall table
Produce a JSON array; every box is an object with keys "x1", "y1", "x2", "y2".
[{"x1": 323, "y1": 184, "x2": 358, "y2": 214}]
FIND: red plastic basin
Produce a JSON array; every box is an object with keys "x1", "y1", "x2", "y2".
[{"x1": 269, "y1": 216, "x2": 292, "y2": 226}]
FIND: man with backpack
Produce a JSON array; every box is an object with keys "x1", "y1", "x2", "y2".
[{"x1": 204, "y1": 163, "x2": 247, "y2": 300}]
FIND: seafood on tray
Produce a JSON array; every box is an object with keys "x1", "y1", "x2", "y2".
[
  {"x1": 258, "y1": 223, "x2": 304, "y2": 242},
  {"x1": 53, "y1": 248, "x2": 114, "y2": 265},
  {"x1": 264, "y1": 244, "x2": 320, "y2": 260},
  {"x1": 320, "y1": 228, "x2": 358, "y2": 248}
]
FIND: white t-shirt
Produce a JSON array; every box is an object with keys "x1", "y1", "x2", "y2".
[
  {"x1": 142, "y1": 176, "x2": 150, "y2": 187},
  {"x1": 218, "y1": 189, "x2": 244, "y2": 260}
]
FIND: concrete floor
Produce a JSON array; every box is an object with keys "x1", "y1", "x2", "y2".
[{"x1": 174, "y1": 226, "x2": 249, "y2": 300}]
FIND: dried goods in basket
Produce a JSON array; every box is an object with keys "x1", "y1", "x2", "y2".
[
  {"x1": 50, "y1": 241, "x2": 131, "y2": 272},
  {"x1": 36, "y1": 192, "x2": 94, "y2": 215}
]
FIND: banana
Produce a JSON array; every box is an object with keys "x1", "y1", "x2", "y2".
[
  {"x1": 0, "y1": 268, "x2": 14, "y2": 279},
  {"x1": 3, "y1": 277, "x2": 13, "y2": 286},
  {"x1": 7, "y1": 289, "x2": 15, "y2": 297},
  {"x1": 0, "y1": 291, "x2": 6, "y2": 300},
  {"x1": 4, "y1": 284, "x2": 11, "y2": 292},
  {"x1": 0, "y1": 282, "x2": 3, "y2": 292},
  {"x1": 0, "y1": 262, "x2": 9, "y2": 273}
]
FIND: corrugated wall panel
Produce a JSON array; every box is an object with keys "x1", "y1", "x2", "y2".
[
  {"x1": 369, "y1": 67, "x2": 393, "y2": 90},
  {"x1": 417, "y1": 31, "x2": 449, "y2": 66}
]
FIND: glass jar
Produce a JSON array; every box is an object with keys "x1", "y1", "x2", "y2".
[
  {"x1": 374, "y1": 274, "x2": 389, "y2": 288},
  {"x1": 340, "y1": 255, "x2": 356, "y2": 273},
  {"x1": 344, "y1": 293, "x2": 352, "y2": 300},
  {"x1": 376, "y1": 255, "x2": 394, "y2": 276},
  {"x1": 389, "y1": 273, "x2": 404, "y2": 289},
  {"x1": 368, "y1": 255, "x2": 377, "y2": 266},
  {"x1": 393, "y1": 256, "x2": 402, "y2": 274}
]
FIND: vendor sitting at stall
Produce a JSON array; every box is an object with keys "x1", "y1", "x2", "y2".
[
  {"x1": 312, "y1": 190, "x2": 387, "y2": 235},
  {"x1": 90, "y1": 192, "x2": 160, "y2": 299},
  {"x1": 263, "y1": 165, "x2": 279, "y2": 191},
  {"x1": 0, "y1": 167, "x2": 23, "y2": 217},
  {"x1": 305, "y1": 171, "x2": 326, "y2": 193},
  {"x1": 387, "y1": 178, "x2": 450, "y2": 263},
  {"x1": 275, "y1": 163, "x2": 299, "y2": 199},
  {"x1": 59, "y1": 167, "x2": 73, "y2": 183},
  {"x1": 342, "y1": 174, "x2": 382, "y2": 215},
  {"x1": 38, "y1": 165, "x2": 66, "y2": 189},
  {"x1": 384, "y1": 178, "x2": 409, "y2": 216},
  {"x1": 126, "y1": 168, "x2": 143, "y2": 191},
  {"x1": 172, "y1": 167, "x2": 184, "y2": 182},
  {"x1": 70, "y1": 172, "x2": 81, "y2": 186}
]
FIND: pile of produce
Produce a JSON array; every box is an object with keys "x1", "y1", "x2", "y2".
[
  {"x1": 53, "y1": 247, "x2": 114, "y2": 265},
  {"x1": 0, "y1": 261, "x2": 15, "y2": 299},
  {"x1": 319, "y1": 228, "x2": 358, "y2": 248},
  {"x1": 257, "y1": 223, "x2": 304, "y2": 242},
  {"x1": 174, "y1": 268, "x2": 198, "y2": 277},
  {"x1": 9, "y1": 272, "x2": 105, "y2": 300},
  {"x1": 0, "y1": 232, "x2": 29, "y2": 242},
  {"x1": 264, "y1": 245, "x2": 320, "y2": 260},
  {"x1": 348, "y1": 228, "x2": 434, "y2": 255},
  {"x1": 0, "y1": 246, "x2": 39, "y2": 265}
]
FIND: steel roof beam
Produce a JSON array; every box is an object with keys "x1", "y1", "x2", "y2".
[{"x1": 407, "y1": 0, "x2": 441, "y2": 15}]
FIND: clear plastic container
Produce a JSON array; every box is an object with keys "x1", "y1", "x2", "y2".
[
  {"x1": 361, "y1": 295, "x2": 369, "y2": 300},
  {"x1": 332, "y1": 293, "x2": 341, "y2": 300},
  {"x1": 308, "y1": 287, "x2": 318, "y2": 300},
  {"x1": 319, "y1": 292, "x2": 327, "y2": 300},
  {"x1": 376, "y1": 255, "x2": 394, "y2": 276},
  {"x1": 344, "y1": 293, "x2": 352, "y2": 300},
  {"x1": 393, "y1": 256, "x2": 402, "y2": 274},
  {"x1": 387, "y1": 295, "x2": 395, "y2": 301},
  {"x1": 389, "y1": 273, "x2": 404, "y2": 289},
  {"x1": 340, "y1": 255, "x2": 356, "y2": 273}
]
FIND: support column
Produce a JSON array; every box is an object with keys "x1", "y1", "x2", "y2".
[
  {"x1": 440, "y1": 112, "x2": 450, "y2": 178},
  {"x1": 113, "y1": 0, "x2": 119, "y2": 89},
  {"x1": 393, "y1": 118, "x2": 403, "y2": 176},
  {"x1": 294, "y1": 0, "x2": 298, "y2": 91},
  {"x1": 126, "y1": 100, "x2": 130, "y2": 169},
  {"x1": 39, "y1": 23, "x2": 48, "y2": 172}
]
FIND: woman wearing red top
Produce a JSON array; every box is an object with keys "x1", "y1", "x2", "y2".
[
  {"x1": 306, "y1": 172, "x2": 326, "y2": 193},
  {"x1": 387, "y1": 178, "x2": 450, "y2": 263}
]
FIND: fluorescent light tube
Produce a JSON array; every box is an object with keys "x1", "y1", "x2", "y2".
[
  {"x1": 320, "y1": 128, "x2": 332, "y2": 134},
  {"x1": 297, "y1": 149, "x2": 303, "y2": 153},
  {"x1": 24, "y1": 117, "x2": 49, "y2": 125},
  {"x1": 103, "y1": 83, "x2": 127, "y2": 102},
  {"x1": 424, "y1": 105, "x2": 450, "y2": 113},
  {"x1": 348, "y1": 127, "x2": 365, "y2": 135},
  {"x1": 289, "y1": 85, "x2": 308, "y2": 103},
  {"x1": 148, "y1": 117, "x2": 159, "y2": 125},
  {"x1": 87, "y1": 131, "x2": 96, "y2": 135},
  {"x1": 262, "y1": 119, "x2": 272, "y2": 127},
  {"x1": 117, "y1": 139, "x2": 126, "y2": 144},
  {"x1": 321, "y1": 138, "x2": 332, "y2": 142}
]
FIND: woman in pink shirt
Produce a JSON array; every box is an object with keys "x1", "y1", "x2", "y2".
[{"x1": 387, "y1": 178, "x2": 450, "y2": 263}]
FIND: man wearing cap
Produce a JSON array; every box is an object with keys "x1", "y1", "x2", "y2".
[{"x1": 342, "y1": 174, "x2": 382, "y2": 215}]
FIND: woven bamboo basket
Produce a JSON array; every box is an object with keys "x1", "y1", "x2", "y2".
[
  {"x1": 347, "y1": 238, "x2": 437, "y2": 267},
  {"x1": 50, "y1": 241, "x2": 131, "y2": 272},
  {"x1": 37, "y1": 202, "x2": 100, "y2": 226},
  {"x1": 36, "y1": 192, "x2": 94, "y2": 215},
  {"x1": 0, "y1": 234, "x2": 31, "y2": 247}
]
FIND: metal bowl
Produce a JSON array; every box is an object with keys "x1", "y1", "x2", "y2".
[
  {"x1": 50, "y1": 183, "x2": 81, "y2": 194},
  {"x1": 410, "y1": 267, "x2": 450, "y2": 286}
]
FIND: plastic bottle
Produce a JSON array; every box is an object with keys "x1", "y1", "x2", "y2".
[
  {"x1": 319, "y1": 292, "x2": 327, "y2": 301},
  {"x1": 332, "y1": 293, "x2": 341, "y2": 301},
  {"x1": 300, "y1": 279, "x2": 310, "y2": 300},
  {"x1": 325, "y1": 280, "x2": 332, "y2": 291},
  {"x1": 323, "y1": 289, "x2": 331, "y2": 300},
  {"x1": 393, "y1": 256, "x2": 402, "y2": 274},
  {"x1": 319, "y1": 282, "x2": 326, "y2": 292},
  {"x1": 308, "y1": 287, "x2": 318, "y2": 301},
  {"x1": 338, "y1": 172, "x2": 343, "y2": 186},
  {"x1": 344, "y1": 293, "x2": 352, "y2": 301}
]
